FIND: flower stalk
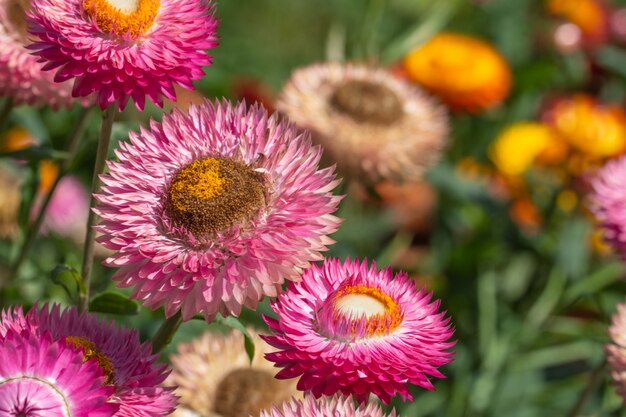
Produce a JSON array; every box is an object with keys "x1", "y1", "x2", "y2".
[{"x1": 79, "y1": 105, "x2": 116, "y2": 312}]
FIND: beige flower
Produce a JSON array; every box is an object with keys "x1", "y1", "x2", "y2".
[
  {"x1": 278, "y1": 62, "x2": 449, "y2": 183},
  {"x1": 168, "y1": 329, "x2": 300, "y2": 417}
]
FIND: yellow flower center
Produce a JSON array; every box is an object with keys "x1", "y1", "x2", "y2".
[
  {"x1": 333, "y1": 284, "x2": 403, "y2": 336},
  {"x1": 66, "y1": 336, "x2": 115, "y2": 385},
  {"x1": 165, "y1": 157, "x2": 266, "y2": 237},
  {"x1": 330, "y1": 80, "x2": 403, "y2": 125},
  {"x1": 83, "y1": 0, "x2": 160, "y2": 38}
]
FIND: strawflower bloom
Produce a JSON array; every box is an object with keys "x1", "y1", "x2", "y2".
[
  {"x1": 0, "y1": 303, "x2": 177, "y2": 417},
  {"x1": 28, "y1": 0, "x2": 218, "y2": 110},
  {"x1": 263, "y1": 258, "x2": 455, "y2": 404},
  {"x1": 545, "y1": 94, "x2": 626, "y2": 159},
  {"x1": 168, "y1": 329, "x2": 299, "y2": 417},
  {"x1": 590, "y1": 155, "x2": 626, "y2": 257},
  {"x1": 278, "y1": 63, "x2": 448, "y2": 183},
  {"x1": 490, "y1": 122, "x2": 568, "y2": 176},
  {"x1": 96, "y1": 100, "x2": 342, "y2": 320},
  {"x1": 607, "y1": 302, "x2": 626, "y2": 400},
  {"x1": 0, "y1": 328, "x2": 118, "y2": 417},
  {"x1": 403, "y1": 33, "x2": 512, "y2": 112},
  {"x1": 260, "y1": 395, "x2": 395, "y2": 417},
  {"x1": 0, "y1": 0, "x2": 78, "y2": 107}
]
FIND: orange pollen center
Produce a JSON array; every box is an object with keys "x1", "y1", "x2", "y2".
[
  {"x1": 83, "y1": 0, "x2": 159, "y2": 38},
  {"x1": 66, "y1": 336, "x2": 115, "y2": 385},
  {"x1": 333, "y1": 284, "x2": 402, "y2": 336},
  {"x1": 169, "y1": 158, "x2": 227, "y2": 213}
]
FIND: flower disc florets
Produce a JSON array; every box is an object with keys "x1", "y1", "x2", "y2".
[
  {"x1": 96, "y1": 100, "x2": 343, "y2": 320},
  {"x1": 27, "y1": 0, "x2": 218, "y2": 110},
  {"x1": 263, "y1": 258, "x2": 455, "y2": 404}
]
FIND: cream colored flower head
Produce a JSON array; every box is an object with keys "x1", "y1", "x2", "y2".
[
  {"x1": 168, "y1": 329, "x2": 300, "y2": 417},
  {"x1": 278, "y1": 62, "x2": 449, "y2": 183}
]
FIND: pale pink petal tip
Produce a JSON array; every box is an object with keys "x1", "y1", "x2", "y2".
[{"x1": 260, "y1": 394, "x2": 398, "y2": 417}]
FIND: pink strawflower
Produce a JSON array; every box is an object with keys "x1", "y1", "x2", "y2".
[
  {"x1": 0, "y1": 304, "x2": 177, "y2": 417},
  {"x1": 27, "y1": 0, "x2": 218, "y2": 110},
  {"x1": 39, "y1": 175, "x2": 90, "y2": 236},
  {"x1": 0, "y1": 329, "x2": 118, "y2": 417},
  {"x1": 590, "y1": 155, "x2": 626, "y2": 256},
  {"x1": 263, "y1": 258, "x2": 455, "y2": 404},
  {"x1": 0, "y1": 0, "x2": 77, "y2": 107},
  {"x1": 607, "y1": 302, "x2": 626, "y2": 401},
  {"x1": 260, "y1": 395, "x2": 394, "y2": 417},
  {"x1": 95, "y1": 100, "x2": 343, "y2": 320}
]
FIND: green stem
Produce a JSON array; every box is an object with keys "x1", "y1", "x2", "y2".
[
  {"x1": 0, "y1": 97, "x2": 15, "y2": 129},
  {"x1": 11, "y1": 108, "x2": 92, "y2": 279},
  {"x1": 151, "y1": 311, "x2": 183, "y2": 354},
  {"x1": 566, "y1": 362, "x2": 606, "y2": 417},
  {"x1": 78, "y1": 105, "x2": 116, "y2": 313}
]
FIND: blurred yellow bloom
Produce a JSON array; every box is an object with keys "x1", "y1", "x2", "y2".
[
  {"x1": 547, "y1": 0, "x2": 607, "y2": 40},
  {"x1": 548, "y1": 95, "x2": 626, "y2": 159},
  {"x1": 490, "y1": 122, "x2": 568, "y2": 176},
  {"x1": 403, "y1": 33, "x2": 512, "y2": 112}
]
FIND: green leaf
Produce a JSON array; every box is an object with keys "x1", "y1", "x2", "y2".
[
  {"x1": 89, "y1": 292, "x2": 139, "y2": 315},
  {"x1": 50, "y1": 264, "x2": 84, "y2": 303},
  {"x1": 563, "y1": 262, "x2": 624, "y2": 304},
  {"x1": 0, "y1": 146, "x2": 68, "y2": 161},
  {"x1": 215, "y1": 315, "x2": 256, "y2": 363}
]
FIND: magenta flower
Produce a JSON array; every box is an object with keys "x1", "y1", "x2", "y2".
[
  {"x1": 260, "y1": 395, "x2": 395, "y2": 417},
  {"x1": 27, "y1": 0, "x2": 218, "y2": 110},
  {"x1": 263, "y1": 258, "x2": 455, "y2": 404},
  {"x1": 95, "y1": 100, "x2": 342, "y2": 321},
  {"x1": 0, "y1": 329, "x2": 118, "y2": 417},
  {"x1": 0, "y1": 0, "x2": 77, "y2": 107},
  {"x1": 590, "y1": 155, "x2": 626, "y2": 256},
  {"x1": 0, "y1": 304, "x2": 177, "y2": 417}
]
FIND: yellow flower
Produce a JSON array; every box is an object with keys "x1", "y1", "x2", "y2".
[
  {"x1": 1, "y1": 127, "x2": 37, "y2": 152},
  {"x1": 548, "y1": 94, "x2": 626, "y2": 159},
  {"x1": 547, "y1": 0, "x2": 607, "y2": 40},
  {"x1": 403, "y1": 33, "x2": 512, "y2": 112},
  {"x1": 490, "y1": 122, "x2": 568, "y2": 176}
]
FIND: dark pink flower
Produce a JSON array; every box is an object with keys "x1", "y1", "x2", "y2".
[{"x1": 263, "y1": 258, "x2": 455, "y2": 404}]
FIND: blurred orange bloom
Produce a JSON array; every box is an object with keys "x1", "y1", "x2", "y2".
[
  {"x1": 546, "y1": 94, "x2": 626, "y2": 159},
  {"x1": 38, "y1": 160, "x2": 59, "y2": 193},
  {"x1": 490, "y1": 122, "x2": 568, "y2": 176},
  {"x1": 1, "y1": 127, "x2": 37, "y2": 152},
  {"x1": 403, "y1": 33, "x2": 512, "y2": 112},
  {"x1": 547, "y1": 0, "x2": 608, "y2": 41},
  {"x1": 510, "y1": 196, "x2": 542, "y2": 232}
]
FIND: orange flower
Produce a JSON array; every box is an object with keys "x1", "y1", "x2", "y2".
[
  {"x1": 510, "y1": 196, "x2": 542, "y2": 232},
  {"x1": 547, "y1": 0, "x2": 608, "y2": 41},
  {"x1": 403, "y1": 33, "x2": 512, "y2": 112},
  {"x1": 546, "y1": 94, "x2": 626, "y2": 159},
  {"x1": 1, "y1": 127, "x2": 37, "y2": 152}
]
